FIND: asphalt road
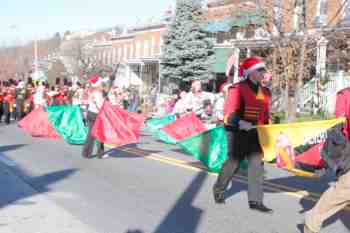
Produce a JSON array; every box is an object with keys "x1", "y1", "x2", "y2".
[{"x1": 0, "y1": 123, "x2": 349, "y2": 233}]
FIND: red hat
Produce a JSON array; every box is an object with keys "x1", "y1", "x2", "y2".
[
  {"x1": 89, "y1": 74, "x2": 102, "y2": 87},
  {"x1": 238, "y1": 56, "x2": 266, "y2": 78}
]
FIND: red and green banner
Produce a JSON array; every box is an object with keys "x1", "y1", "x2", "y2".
[
  {"x1": 160, "y1": 113, "x2": 207, "y2": 142},
  {"x1": 91, "y1": 101, "x2": 145, "y2": 146},
  {"x1": 18, "y1": 107, "x2": 60, "y2": 139},
  {"x1": 19, "y1": 105, "x2": 87, "y2": 144},
  {"x1": 145, "y1": 115, "x2": 177, "y2": 144},
  {"x1": 46, "y1": 105, "x2": 88, "y2": 145},
  {"x1": 177, "y1": 125, "x2": 228, "y2": 173}
]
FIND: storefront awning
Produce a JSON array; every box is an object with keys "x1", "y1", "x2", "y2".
[
  {"x1": 127, "y1": 58, "x2": 160, "y2": 65},
  {"x1": 212, "y1": 47, "x2": 234, "y2": 73}
]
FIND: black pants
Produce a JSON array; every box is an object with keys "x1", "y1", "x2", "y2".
[
  {"x1": 0, "y1": 101, "x2": 3, "y2": 122},
  {"x1": 82, "y1": 111, "x2": 104, "y2": 158},
  {"x1": 213, "y1": 129, "x2": 264, "y2": 203},
  {"x1": 16, "y1": 100, "x2": 25, "y2": 120},
  {"x1": 3, "y1": 102, "x2": 11, "y2": 124}
]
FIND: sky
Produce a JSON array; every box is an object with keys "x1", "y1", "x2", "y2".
[{"x1": 0, "y1": 0, "x2": 174, "y2": 46}]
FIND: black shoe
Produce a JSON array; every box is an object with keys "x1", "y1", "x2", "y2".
[
  {"x1": 249, "y1": 202, "x2": 273, "y2": 214},
  {"x1": 213, "y1": 192, "x2": 225, "y2": 204}
]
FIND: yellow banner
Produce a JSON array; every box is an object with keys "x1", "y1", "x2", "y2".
[{"x1": 257, "y1": 118, "x2": 345, "y2": 162}]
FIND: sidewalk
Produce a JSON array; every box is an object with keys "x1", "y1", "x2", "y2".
[{"x1": 0, "y1": 162, "x2": 97, "y2": 233}]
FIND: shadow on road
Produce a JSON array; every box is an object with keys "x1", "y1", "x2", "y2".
[
  {"x1": 153, "y1": 172, "x2": 207, "y2": 233},
  {"x1": 106, "y1": 144, "x2": 162, "y2": 159},
  {"x1": 0, "y1": 144, "x2": 26, "y2": 153},
  {"x1": 225, "y1": 172, "x2": 350, "y2": 233},
  {"x1": 124, "y1": 172, "x2": 208, "y2": 233},
  {"x1": 0, "y1": 168, "x2": 77, "y2": 209}
]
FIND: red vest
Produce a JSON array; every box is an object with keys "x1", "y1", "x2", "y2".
[
  {"x1": 335, "y1": 87, "x2": 350, "y2": 139},
  {"x1": 224, "y1": 80, "x2": 271, "y2": 125}
]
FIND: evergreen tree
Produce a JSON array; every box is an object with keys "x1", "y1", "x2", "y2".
[{"x1": 161, "y1": 0, "x2": 214, "y2": 87}]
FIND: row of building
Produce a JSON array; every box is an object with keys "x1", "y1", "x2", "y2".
[{"x1": 65, "y1": 0, "x2": 350, "y2": 92}]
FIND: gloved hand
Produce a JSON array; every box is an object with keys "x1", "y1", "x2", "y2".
[
  {"x1": 313, "y1": 168, "x2": 327, "y2": 178},
  {"x1": 239, "y1": 120, "x2": 254, "y2": 131}
]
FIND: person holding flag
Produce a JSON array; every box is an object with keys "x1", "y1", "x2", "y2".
[
  {"x1": 213, "y1": 56, "x2": 273, "y2": 214},
  {"x1": 81, "y1": 75, "x2": 106, "y2": 159}
]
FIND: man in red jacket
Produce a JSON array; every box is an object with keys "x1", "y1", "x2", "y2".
[
  {"x1": 213, "y1": 56, "x2": 273, "y2": 214},
  {"x1": 335, "y1": 87, "x2": 350, "y2": 139}
]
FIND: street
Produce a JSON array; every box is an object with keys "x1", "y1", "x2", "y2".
[{"x1": 0, "y1": 123, "x2": 349, "y2": 233}]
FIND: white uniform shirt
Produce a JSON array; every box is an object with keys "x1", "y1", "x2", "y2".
[
  {"x1": 88, "y1": 90, "x2": 104, "y2": 114},
  {"x1": 184, "y1": 91, "x2": 215, "y2": 115}
]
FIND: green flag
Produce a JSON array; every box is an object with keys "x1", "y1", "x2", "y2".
[
  {"x1": 177, "y1": 125, "x2": 228, "y2": 173},
  {"x1": 145, "y1": 115, "x2": 177, "y2": 144},
  {"x1": 46, "y1": 105, "x2": 88, "y2": 145}
]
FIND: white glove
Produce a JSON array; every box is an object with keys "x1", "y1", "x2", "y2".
[{"x1": 239, "y1": 120, "x2": 254, "y2": 131}]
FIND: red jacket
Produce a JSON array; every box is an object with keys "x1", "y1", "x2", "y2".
[
  {"x1": 224, "y1": 79, "x2": 271, "y2": 127},
  {"x1": 335, "y1": 87, "x2": 350, "y2": 139}
]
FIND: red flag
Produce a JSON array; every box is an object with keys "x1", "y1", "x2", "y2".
[
  {"x1": 296, "y1": 143, "x2": 326, "y2": 168},
  {"x1": 91, "y1": 101, "x2": 145, "y2": 146},
  {"x1": 18, "y1": 107, "x2": 60, "y2": 139},
  {"x1": 161, "y1": 113, "x2": 206, "y2": 141}
]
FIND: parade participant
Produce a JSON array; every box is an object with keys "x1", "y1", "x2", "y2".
[
  {"x1": 0, "y1": 83, "x2": 4, "y2": 122},
  {"x1": 24, "y1": 83, "x2": 34, "y2": 114},
  {"x1": 62, "y1": 85, "x2": 71, "y2": 105},
  {"x1": 213, "y1": 82, "x2": 231, "y2": 122},
  {"x1": 335, "y1": 87, "x2": 350, "y2": 139},
  {"x1": 184, "y1": 80, "x2": 215, "y2": 119},
  {"x1": 108, "y1": 84, "x2": 123, "y2": 107},
  {"x1": 172, "y1": 91, "x2": 188, "y2": 117},
  {"x1": 3, "y1": 82, "x2": 15, "y2": 124},
  {"x1": 33, "y1": 84, "x2": 47, "y2": 109},
  {"x1": 212, "y1": 56, "x2": 273, "y2": 214},
  {"x1": 303, "y1": 127, "x2": 350, "y2": 233},
  {"x1": 47, "y1": 86, "x2": 59, "y2": 106},
  {"x1": 15, "y1": 81, "x2": 27, "y2": 120},
  {"x1": 81, "y1": 75, "x2": 106, "y2": 159}
]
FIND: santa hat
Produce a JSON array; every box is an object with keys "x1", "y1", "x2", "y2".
[
  {"x1": 239, "y1": 56, "x2": 266, "y2": 78},
  {"x1": 89, "y1": 74, "x2": 103, "y2": 87}
]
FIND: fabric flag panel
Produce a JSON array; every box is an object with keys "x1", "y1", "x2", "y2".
[
  {"x1": 145, "y1": 115, "x2": 177, "y2": 144},
  {"x1": 177, "y1": 125, "x2": 228, "y2": 173},
  {"x1": 46, "y1": 105, "x2": 88, "y2": 145},
  {"x1": 91, "y1": 101, "x2": 145, "y2": 146},
  {"x1": 161, "y1": 113, "x2": 207, "y2": 142},
  {"x1": 257, "y1": 118, "x2": 345, "y2": 176},
  {"x1": 18, "y1": 107, "x2": 60, "y2": 139}
]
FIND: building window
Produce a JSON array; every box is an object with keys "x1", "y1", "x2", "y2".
[
  {"x1": 159, "y1": 37, "x2": 164, "y2": 55},
  {"x1": 151, "y1": 36, "x2": 155, "y2": 57},
  {"x1": 118, "y1": 47, "x2": 122, "y2": 62},
  {"x1": 315, "y1": 0, "x2": 328, "y2": 27},
  {"x1": 102, "y1": 51, "x2": 106, "y2": 64},
  {"x1": 144, "y1": 40, "x2": 149, "y2": 57},
  {"x1": 112, "y1": 48, "x2": 116, "y2": 63},
  {"x1": 136, "y1": 41, "x2": 141, "y2": 58},
  {"x1": 124, "y1": 45, "x2": 128, "y2": 61},
  {"x1": 130, "y1": 44, "x2": 134, "y2": 59}
]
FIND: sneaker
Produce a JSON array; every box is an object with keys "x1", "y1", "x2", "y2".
[
  {"x1": 213, "y1": 192, "x2": 225, "y2": 204},
  {"x1": 98, "y1": 153, "x2": 110, "y2": 159}
]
